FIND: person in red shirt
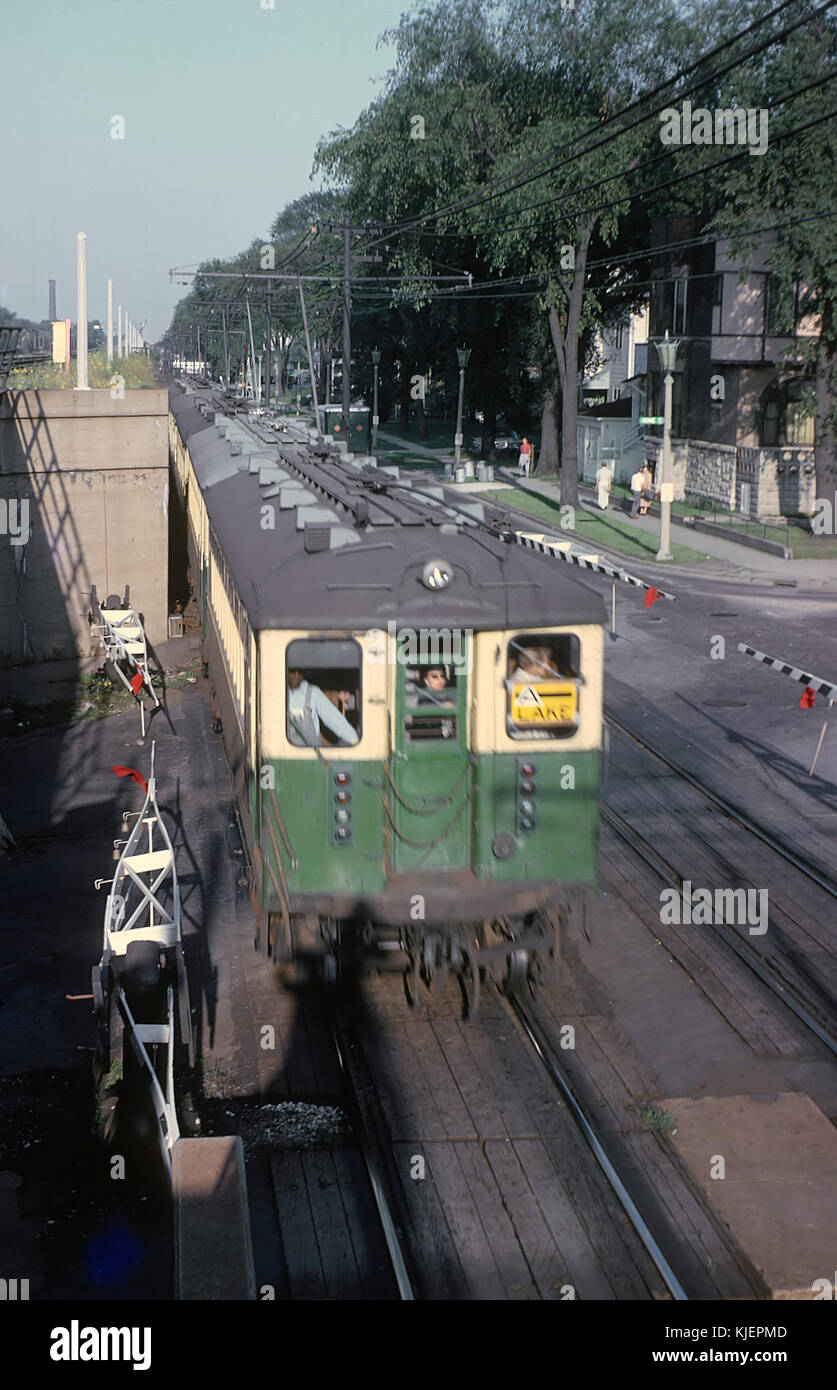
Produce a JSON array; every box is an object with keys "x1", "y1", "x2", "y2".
[{"x1": 517, "y1": 437, "x2": 532, "y2": 476}]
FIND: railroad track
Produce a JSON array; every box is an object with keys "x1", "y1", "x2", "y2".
[
  {"x1": 328, "y1": 1008, "x2": 416, "y2": 1300},
  {"x1": 504, "y1": 994, "x2": 689, "y2": 1300},
  {"x1": 238, "y1": 993, "x2": 415, "y2": 1301},
  {"x1": 603, "y1": 708, "x2": 837, "y2": 1058}
]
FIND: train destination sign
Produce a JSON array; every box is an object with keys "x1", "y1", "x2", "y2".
[{"x1": 511, "y1": 681, "x2": 578, "y2": 726}]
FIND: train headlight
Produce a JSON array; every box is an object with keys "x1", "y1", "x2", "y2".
[
  {"x1": 421, "y1": 559, "x2": 453, "y2": 590},
  {"x1": 334, "y1": 810, "x2": 351, "y2": 825}
]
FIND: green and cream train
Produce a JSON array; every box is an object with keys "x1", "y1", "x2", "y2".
[{"x1": 169, "y1": 383, "x2": 606, "y2": 1007}]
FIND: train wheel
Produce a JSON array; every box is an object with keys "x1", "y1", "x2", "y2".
[
  {"x1": 500, "y1": 948, "x2": 529, "y2": 997},
  {"x1": 460, "y1": 949, "x2": 481, "y2": 1020}
]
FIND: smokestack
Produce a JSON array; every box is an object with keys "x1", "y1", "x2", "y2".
[{"x1": 49, "y1": 279, "x2": 56, "y2": 320}]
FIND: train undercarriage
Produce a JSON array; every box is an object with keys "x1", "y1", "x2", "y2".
[{"x1": 258, "y1": 896, "x2": 587, "y2": 1018}]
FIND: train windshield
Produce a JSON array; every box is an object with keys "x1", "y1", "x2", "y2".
[
  {"x1": 404, "y1": 663, "x2": 459, "y2": 741},
  {"x1": 506, "y1": 634, "x2": 580, "y2": 739},
  {"x1": 286, "y1": 638, "x2": 361, "y2": 748}
]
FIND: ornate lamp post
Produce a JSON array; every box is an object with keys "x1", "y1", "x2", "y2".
[
  {"x1": 371, "y1": 346, "x2": 381, "y2": 452},
  {"x1": 454, "y1": 345, "x2": 471, "y2": 467},
  {"x1": 655, "y1": 330, "x2": 680, "y2": 562}
]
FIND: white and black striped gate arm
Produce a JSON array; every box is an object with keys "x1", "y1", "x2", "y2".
[
  {"x1": 737, "y1": 643, "x2": 837, "y2": 702},
  {"x1": 515, "y1": 531, "x2": 677, "y2": 601}
]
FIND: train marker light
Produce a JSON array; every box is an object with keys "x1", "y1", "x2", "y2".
[
  {"x1": 335, "y1": 771, "x2": 351, "y2": 785},
  {"x1": 521, "y1": 763, "x2": 536, "y2": 778},
  {"x1": 335, "y1": 791, "x2": 351, "y2": 804}
]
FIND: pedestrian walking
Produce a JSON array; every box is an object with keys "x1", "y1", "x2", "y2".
[
  {"x1": 639, "y1": 462, "x2": 655, "y2": 516},
  {"x1": 596, "y1": 462, "x2": 612, "y2": 511},
  {"x1": 518, "y1": 437, "x2": 532, "y2": 476},
  {"x1": 630, "y1": 466, "x2": 644, "y2": 517}
]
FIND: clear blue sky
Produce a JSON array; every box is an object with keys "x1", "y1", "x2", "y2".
[{"x1": 4, "y1": 0, "x2": 409, "y2": 340}]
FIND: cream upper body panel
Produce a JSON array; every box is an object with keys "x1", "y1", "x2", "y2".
[
  {"x1": 260, "y1": 628, "x2": 389, "y2": 761},
  {"x1": 471, "y1": 625, "x2": 603, "y2": 754}
]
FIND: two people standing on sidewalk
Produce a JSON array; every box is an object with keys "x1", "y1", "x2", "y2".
[{"x1": 630, "y1": 463, "x2": 655, "y2": 517}]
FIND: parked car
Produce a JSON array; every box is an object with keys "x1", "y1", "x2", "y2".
[{"x1": 470, "y1": 430, "x2": 521, "y2": 453}]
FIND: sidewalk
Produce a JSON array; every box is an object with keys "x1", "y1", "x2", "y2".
[{"x1": 495, "y1": 469, "x2": 837, "y2": 584}]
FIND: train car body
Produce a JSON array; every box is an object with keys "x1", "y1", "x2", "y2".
[{"x1": 168, "y1": 383, "x2": 606, "y2": 999}]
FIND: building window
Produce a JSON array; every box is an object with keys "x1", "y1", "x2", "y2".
[
  {"x1": 673, "y1": 279, "x2": 688, "y2": 335},
  {"x1": 764, "y1": 275, "x2": 798, "y2": 336},
  {"x1": 785, "y1": 401, "x2": 815, "y2": 445}
]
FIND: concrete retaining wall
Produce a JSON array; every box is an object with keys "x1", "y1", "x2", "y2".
[{"x1": 0, "y1": 389, "x2": 169, "y2": 666}]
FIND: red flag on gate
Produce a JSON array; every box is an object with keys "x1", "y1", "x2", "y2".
[
  {"x1": 130, "y1": 672, "x2": 144, "y2": 697},
  {"x1": 645, "y1": 587, "x2": 662, "y2": 608},
  {"x1": 111, "y1": 765, "x2": 148, "y2": 793},
  {"x1": 799, "y1": 687, "x2": 816, "y2": 708}
]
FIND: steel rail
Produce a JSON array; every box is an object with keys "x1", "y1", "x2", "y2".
[
  {"x1": 329, "y1": 1018, "x2": 416, "y2": 1301},
  {"x1": 601, "y1": 801, "x2": 837, "y2": 1059},
  {"x1": 507, "y1": 996, "x2": 688, "y2": 1302},
  {"x1": 604, "y1": 708, "x2": 837, "y2": 902}
]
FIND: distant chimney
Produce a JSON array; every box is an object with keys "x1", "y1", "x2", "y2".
[{"x1": 48, "y1": 279, "x2": 56, "y2": 320}]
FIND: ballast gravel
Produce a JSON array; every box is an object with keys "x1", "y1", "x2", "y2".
[{"x1": 235, "y1": 1101, "x2": 352, "y2": 1151}]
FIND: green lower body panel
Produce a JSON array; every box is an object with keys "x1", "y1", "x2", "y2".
[{"x1": 259, "y1": 750, "x2": 600, "y2": 920}]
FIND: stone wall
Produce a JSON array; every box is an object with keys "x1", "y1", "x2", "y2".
[
  {"x1": 643, "y1": 436, "x2": 814, "y2": 516},
  {"x1": 0, "y1": 389, "x2": 169, "y2": 666}
]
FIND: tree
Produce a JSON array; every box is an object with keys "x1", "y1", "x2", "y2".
[
  {"x1": 315, "y1": 0, "x2": 696, "y2": 500},
  {"x1": 704, "y1": 0, "x2": 837, "y2": 510}
]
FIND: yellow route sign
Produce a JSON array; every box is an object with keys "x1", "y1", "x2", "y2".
[{"x1": 511, "y1": 680, "x2": 577, "y2": 726}]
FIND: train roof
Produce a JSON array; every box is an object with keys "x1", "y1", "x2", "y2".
[{"x1": 170, "y1": 383, "x2": 606, "y2": 633}]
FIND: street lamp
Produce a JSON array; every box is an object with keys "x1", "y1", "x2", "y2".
[
  {"x1": 655, "y1": 330, "x2": 680, "y2": 562},
  {"x1": 454, "y1": 345, "x2": 471, "y2": 467},
  {"x1": 371, "y1": 347, "x2": 381, "y2": 453}
]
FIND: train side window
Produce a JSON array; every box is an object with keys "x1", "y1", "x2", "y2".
[
  {"x1": 286, "y1": 638, "x2": 361, "y2": 748},
  {"x1": 405, "y1": 663, "x2": 458, "y2": 742},
  {"x1": 505, "y1": 634, "x2": 580, "y2": 740}
]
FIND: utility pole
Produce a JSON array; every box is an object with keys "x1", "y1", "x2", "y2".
[
  {"x1": 222, "y1": 306, "x2": 230, "y2": 390},
  {"x1": 245, "y1": 294, "x2": 257, "y2": 401},
  {"x1": 107, "y1": 280, "x2": 113, "y2": 366},
  {"x1": 76, "y1": 233, "x2": 90, "y2": 390},
  {"x1": 265, "y1": 280, "x2": 272, "y2": 412},
  {"x1": 297, "y1": 273, "x2": 322, "y2": 442},
  {"x1": 342, "y1": 210, "x2": 351, "y2": 441}
]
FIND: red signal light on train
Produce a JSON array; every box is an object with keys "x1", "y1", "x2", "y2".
[
  {"x1": 335, "y1": 791, "x2": 351, "y2": 804},
  {"x1": 520, "y1": 764, "x2": 536, "y2": 778},
  {"x1": 335, "y1": 772, "x2": 351, "y2": 785}
]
